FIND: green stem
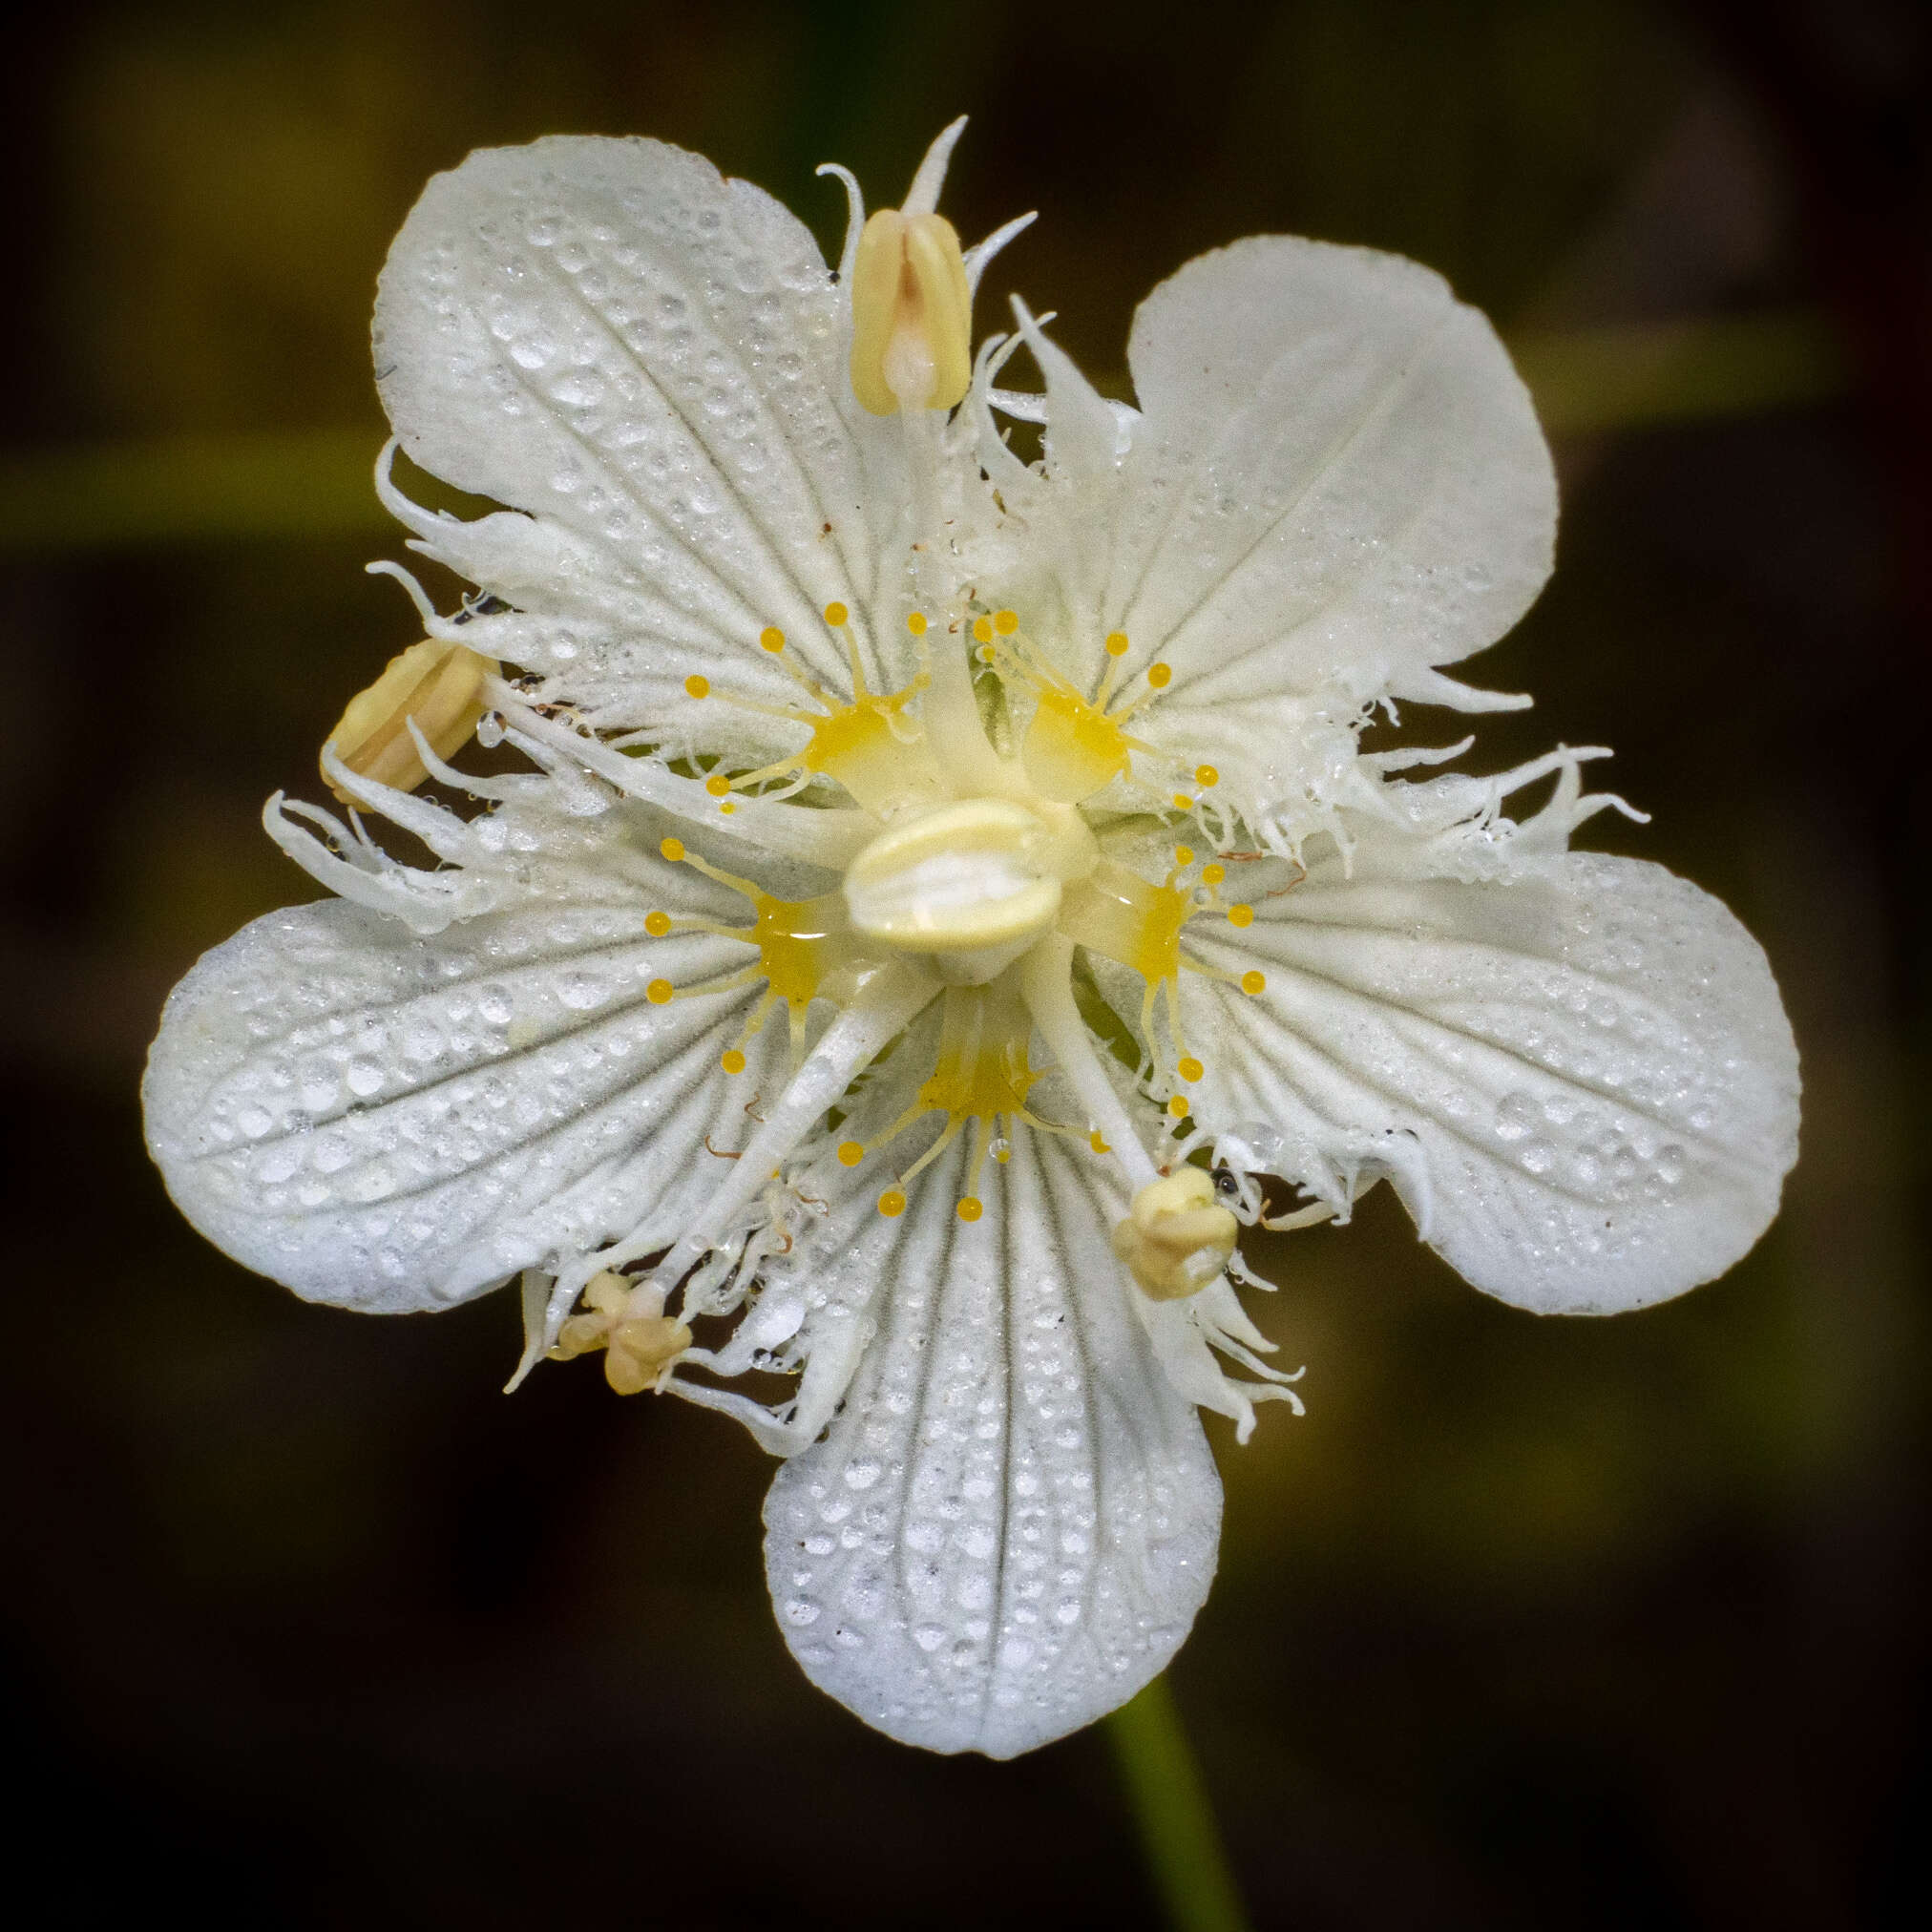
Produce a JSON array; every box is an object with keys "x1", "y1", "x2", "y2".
[{"x1": 1104, "y1": 1674, "x2": 1253, "y2": 1932}]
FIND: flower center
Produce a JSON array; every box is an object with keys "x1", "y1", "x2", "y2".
[{"x1": 842, "y1": 794, "x2": 1097, "y2": 985}]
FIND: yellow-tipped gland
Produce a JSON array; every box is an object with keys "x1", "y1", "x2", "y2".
[
  {"x1": 1195, "y1": 765, "x2": 1219, "y2": 788},
  {"x1": 644, "y1": 911, "x2": 672, "y2": 937},
  {"x1": 760, "y1": 627, "x2": 786, "y2": 653},
  {"x1": 1110, "y1": 1169, "x2": 1239, "y2": 1302},
  {"x1": 1089, "y1": 1129, "x2": 1111, "y2": 1154},
  {"x1": 1228, "y1": 904, "x2": 1254, "y2": 928},
  {"x1": 849, "y1": 206, "x2": 973, "y2": 415},
  {"x1": 323, "y1": 638, "x2": 499, "y2": 803},
  {"x1": 1202, "y1": 864, "x2": 1226, "y2": 886},
  {"x1": 1242, "y1": 970, "x2": 1267, "y2": 996},
  {"x1": 646, "y1": 979, "x2": 675, "y2": 1005},
  {"x1": 550, "y1": 1270, "x2": 693, "y2": 1395},
  {"x1": 684, "y1": 674, "x2": 710, "y2": 699},
  {"x1": 973, "y1": 616, "x2": 995, "y2": 644},
  {"x1": 837, "y1": 1141, "x2": 866, "y2": 1167},
  {"x1": 1167, "y1": 1097, "x2": 1190, "y2": 1119},
  {"x1": 824, "y1": 601, "x2": 850, "y2": 627},
  {"x1": 1175, "y1": 845, "x2": 1195, "y2": 867},
  {"x1": 1171, "y1": 793, "x2": 1193, "y2": 810},
  {"x1": 994, "y1": 610, "x2": 1019, "y2": 637},
  {"x1": 661, "y1": 837, "x2": 685, "y2": 862},
  {"x1": 1178, "y1": 1056, "x2": 1204, "y2": 1082},
  {"x1": 1104, "y1": 632, "x2": 1130, "y2": 658},
  {"x1": 878, "y1": 1188, "x2": 908, "y2": 1218},
  {"x1": 705, "y1": 774, "x2": 731, "y2": 797},
  {"x1": 1146, "y1": 664, "x2": 1172, "y2": 689},
  {"x1": 722, "y1": 1049, "x2": 747, "y2": 1075},
  {"x1": 956, "y1": 1197, "x2": 983, "y2": 1223},
  {"x1": 908, "y1": 611, "x2": 928, "y2": 636}
]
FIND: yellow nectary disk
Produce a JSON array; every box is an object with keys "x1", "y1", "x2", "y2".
[{"x1": 1111, "y1": 1168, "x2": 1239, "y2": 1300}]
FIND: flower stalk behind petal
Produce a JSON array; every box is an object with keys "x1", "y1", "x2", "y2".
[{"x1": 1105, "y1": 1675, "x2": 1254, "y2": 1932}]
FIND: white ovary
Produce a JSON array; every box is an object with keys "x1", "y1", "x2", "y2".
[{"x1": 143, "y1": 121, "x2": 1801, "y2": 1758}]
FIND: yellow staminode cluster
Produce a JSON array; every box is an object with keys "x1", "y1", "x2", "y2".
[{"x1": 682, "y1": 605, "x2": 935, "y2": 820}]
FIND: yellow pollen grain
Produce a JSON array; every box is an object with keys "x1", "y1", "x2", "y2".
[
  {"x1": 837, "y1": 1141, "x2": 866, "y2": 1167},
  {"x1": 994, "y1": 1144, "x2": 1011, "y2": 1164},
  {"x1": 956, "y1": 1197, "x2": 983, "y2": 1223},
  {"x1": 684, "y1": 674, "x2": 709, "y2": 700},
  {"x1": 824, "y1": 600, "x2": 849, "y2": 627},
  {"x1": 661, "y1": 837, "x2": 685, "y2": 862},
  {"x1": 1166, "y1": 1096, "x2": 1190, "y2": 1119},
  {"x1": 644, "y1": 911, "x2": 671, "y2": 937},
  {"x1": 1195, "y1": 765, "x2": 1219, "y2": 788},
  {"x1": 1105, "y1": 632, "x2": 1130, "y2": 658},
  {"x1": 1242, "y1": 970, "x2": 1267, "y2": 996},
  {"x1": 704, "y1": 774, "x2": 731, "y2": 797},
  {"x1": 1179, "y1": 1056, "x2": 1204, "y2": 1082},
  {"x1": 972, "y1": 616, "x2": 994, "y2": 644},
  {"x1": 1147, "y1": 663, "x2": 1172, "y2": 689},
  {"x1": 994, "y1": 610, "x2": 1018, "y2": 636},
  {"x1": 1202, "y1": 863, "x2": 1225, "y2": 885},
  {"x1": 1174, "y1": 844, "x2": 1195, "y2": 867},
  {"x1": 878, "y1": 1188, "x2": 907, "y2": 1218},
  {"x1": 1228, "y1": 904, "x2": 1254, "y2": 928},
  {"x1": 646, "y1": 978, "x2": 674, "y2": 1005},
  {"x1": 722, "y1": 1049, "x2": 747, "y2": 1074},
  {"x1": 1089, "y1": 1129, "x2": 1111, "y2": 1153},
  {"x1": 760, "y1": 626, "x2": 786, "y2": 653},
  {"x1": 907, "y1": 611, "x2": 928, "y2": 636}
]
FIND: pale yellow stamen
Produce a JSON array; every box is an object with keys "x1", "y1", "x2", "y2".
[
  {"x1": 323, "y1": 638, "x2": 499, "y2": 803},
  {"x1": 550, "y1": 1270, "x2": 693, "y2": 1395},
  {"x1": 849, "y1": 207, "x2": 973, "y2": 415},
  {"x1": 1111, "y1": 1169, "x2": 1238, "y2": 1301}
]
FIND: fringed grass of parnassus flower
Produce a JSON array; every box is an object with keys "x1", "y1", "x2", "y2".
[{"x1": 144, "y1": 120, "x2": 1800, "y2": 1758}]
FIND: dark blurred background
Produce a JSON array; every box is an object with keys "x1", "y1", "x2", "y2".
[{"x1": 2, "y1": 2, "x2": 1926, "y2": 1926}]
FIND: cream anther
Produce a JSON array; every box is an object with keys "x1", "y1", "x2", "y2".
[
  {"x1": 1111, "y1": 1168, "x2": 1239, "y2": 1301},
  {"x1": 323, "y1": 638, "x2": 498, "y2": 803},
  {"x1": 550, "y1": 1270, "x2": 692, "y2": 1395},
  {"x1": 844, "y1": 797, "x2": 1063, "y2": 958},
  {"x1": 849, "y1": 208, "x2": 972, "y2": 415}
]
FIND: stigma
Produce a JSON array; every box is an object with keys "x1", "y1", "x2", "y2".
[
  {"x1": 842, "y1": 795, "x2": 1097, "y2": 984},
  {"x1": 849, "y1": 206, "x2": 973, "y2": 415}
]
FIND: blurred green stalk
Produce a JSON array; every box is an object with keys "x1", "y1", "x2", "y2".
[
  {"x1": 0, "y1": 310, "x2": 1848, "y2": 554},
  {"x1": 1105, "y1": 1675, "x2": 1253, "y2": 1932}
]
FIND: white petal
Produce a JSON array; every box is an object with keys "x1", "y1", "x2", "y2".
[
  {"x1": 760, "y1": 1119, "x2": 1220, "y2": 1757},
  {"x1": 1088, "y1": 239, "x2": 1553, "y2": 717},
  {"x1": 143, "y1": 810, "x2": 803, "y2": 1312},
  {"x1": 1185, "y1": 848, "x2": 1800, "y2": 1313},
  {"x1": 372, "y1": 136, "x2": 919, "y2": 730}
]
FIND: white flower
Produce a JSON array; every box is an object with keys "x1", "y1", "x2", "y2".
[{"x1": 142, "y1": 122, "x2": 1801, "y2": 1758}]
